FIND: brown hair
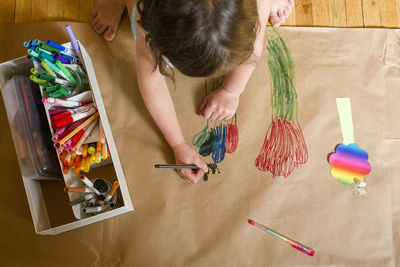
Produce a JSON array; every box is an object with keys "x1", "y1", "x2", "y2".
[{"x1": 137, "y1": 0, "x2": 259, "y2": 79}]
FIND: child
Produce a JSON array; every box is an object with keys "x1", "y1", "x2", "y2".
[{"x1": 91, "y1": 0, "x2": 294, "y2": 184}]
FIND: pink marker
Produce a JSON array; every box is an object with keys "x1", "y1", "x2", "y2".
[
  {"x1": 42, "y1": 97, "x2": 87, "y2": 108},
  {"x1": 53, "y1": 106, "x2": 97, "y2": 128},
  {"x1": 51, "y1": 104, "x2": 93, "y2": 122},
  {"x1": 49, "y1": 109, "x2": 66, "y2": 115}
]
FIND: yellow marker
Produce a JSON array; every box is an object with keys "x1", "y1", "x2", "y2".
[
  {"x1": 80, "y1": 157, "x2": 87, "y2": 171},
  {"x1": 71, "y1": 151, "x2": 77, "y2": 159},
  {"x1": 84, "y1": 156, "x2": 91, "y2": 172},
  {"x1": 40, "y1": 61, "x2": 56, "y2": 77},
  {"x1": 88, "y1": 143, "x2": 96, "y2": 155},
  {"x1": 91, "y1": 154, "x2": 101, "y2": 164}
]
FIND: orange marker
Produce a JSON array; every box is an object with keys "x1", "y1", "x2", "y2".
[
  {"x1": 96, "y1": 141, "x2": 102, "y2": 153},
  {"x1": 68, "y1": 156, "x2": 76, "y2": 168},
  {"x1": 64, "y1": 187, "x2": 94, "y2": 193},
  {"x1": 59, "y1": 150, "x2": 67, "y2": 163},
  {"x1": 73, "y1": 155, "x2": 82, "y2": 176},
  {"x1": 63, "y1": 165, "x2": 70, "y2": 175},
  {"x1": 104, "y1": 181, "x2": 119, "y2": 202},
  {"x1": 80, "y1": 157, "x2": 87, "y2": 171},
  {"x1": 82, "y1": 144, "x2": 88, "y2": 158},
  {"x1": 64, "y1": 152, "x2": 72, "y2": 166}
]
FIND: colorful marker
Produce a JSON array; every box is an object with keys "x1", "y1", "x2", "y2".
[
  {"x1": 248, "y1": 219, "x2": 315, "y2": 257},
  {"x1": 65, "y1": 24, "x2": 80, "y2": 51},
  {"x1": 56, "y1": 112, "x2": 99, "y2": 146},
  {"x1": 73, "y1": 119, "x2": 98, "y2": 151},
  {"x1": 104, "y1": 181, "x2": 119, "y2": 202},
  {"x1": 64, "y1": 186, "x2": 94, "y2": 193},
  {"x1": 46, "y1": 40, "x2": 68, "y2": 52},
  {"x1": 53, "y1": 106, "x2": 97, "y2": 128},
  {"x1": 55, "y1": 60, "x2": 77, "y2": 85},
  {"x1": 80, "y1": 175, "x2": 100, "y2": 195},
  {"x1": 42, "y1": 97, "x2": 87, "y2": 107}
]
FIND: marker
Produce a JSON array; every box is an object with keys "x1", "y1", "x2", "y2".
[
  {"x1": 46, "y1": 40, "x2": 68, "y2": 52},
  {"x1": 68, "y1": 156, "x2": 76, "y2": 168},
  {"x1": 73, "y1": 119, "x2": 98, "y2": 151},
  {"x1": 51, "y1": 105, "x2": 92, "y2": 122},
  {"x1": 59, "y1": 53, "x2": 79, "y2": 63},
  {"x1": 248, "y1": 219, "x2": 315, "y2": 257},
  {"x1": 30, "y1": 68, "x2": 40, "y2": 77},
  {"x1": 99, "y1": 121, "x2": 106, "y2": 143},
  {"x1": 27, "y1": 55, "x2": 41, "y2": 63},
  {"x1": 38, "y1": 51, "x2": 55, "y2": 62},
  {"x1": 43, "y1": 58, "x2": 69, "y2": 80},
  {"x1": 59, "y1": 150, "x2": 68, "y2": 163},
  {"x1": 101, "y1": 141, "x2": 108, "y2": 159},
  {"x1": 64, "y1": 186, "x2": 93, "y2": 193},
  {"x1": 65, "y1": 24, "x2": 80, "y2": 51},
  {"x1": 56, "y1": 118, "x2": 86, "y2": 141},
  {"x1": 42, "y1": 97, "x2": 87, "y2": 107},
  {"x1": 40, "y1": 61, "x2": 56, "y2": 77},
  {"x1": 69, "y1": 193, "x2": 96, "y2": 206},
  {"x1": 80, "y1": 157, "x2": 87, "y2": 171},
  {"x1": 30, "y1": 75, "x2": 51, "y2": 87},
  {"x1": 38, "y1": 42, "x2": 61, "y2": 53},
  {"x1": 104, "y1": 181, "x2": 119, "y2": 202},
  {"x1": 49, "y1": 87, "x2": 71, "y2": 98},
  {"x1": 53, "y1": 106, "x2": 97, "y2": 128},
  {"x1": 91, "y1": 153, "x2": 101, "y2": 164},
  {"x1": 55, "y1": 60, "x2": 77, "y2": 85},
  {"x1": 82, "y1": 144, "x2": 89, "y2": 158},
  {"x1": 35, "y1": 46, "x2": 52, "y2": 56},
  {"x1": 88, "y1": 143, "x2": 96, "y2": 155},
  {"x1": 38, "y1": 74, "x2": 74, "y2": 86},
  {"x1": 64, "y1": 151, "x2": 72, "y2": 166},
  {"x1": 80, "y1": 175, "x2": 101, "y2": 195},
  {"x1": 154, "y1": 164, "x2": 200, "y2": 169},
  {"x1": 27, "y1": 49, "x2": 40, "y2": 59},
  {"x1": 82, "y1": 206, "x2": 106, "y2": 214},
  {"x1": 56, "y1": 112, "x2": 99, "y2": 146},
  {"x1": 53, "y1": 53, "x2": 70, "y2": 64}
]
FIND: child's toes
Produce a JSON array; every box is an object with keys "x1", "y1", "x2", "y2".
[
  {"x1": 96, "y1": 24, "x2": 108, "y2": 34},
  {"x1": 269, "y1": 13, "x2": 281, "y2": 26},
  {"x1": 104, "y1": 26, "x2": 117, "y2": 41}
]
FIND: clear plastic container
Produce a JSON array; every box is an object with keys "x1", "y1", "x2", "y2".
[{"x1": 1, "y1": 75, "x2": 62, "y2": 179}]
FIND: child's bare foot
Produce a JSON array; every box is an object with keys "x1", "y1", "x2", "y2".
[
  {"x1": 91, "y1": 0, "x2": 126, "y2": 41},
  {"x1": 269, "y1": 0, "x2": 294, "y2": 27}
]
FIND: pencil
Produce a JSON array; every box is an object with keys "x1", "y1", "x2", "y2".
[{"x1": 154, "y1": 164, "x2": 199, "y2": 169}]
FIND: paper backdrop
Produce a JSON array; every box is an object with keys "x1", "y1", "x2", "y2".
[{"x1": 0, "y1": 16, "x2": 399, "y2": 266}]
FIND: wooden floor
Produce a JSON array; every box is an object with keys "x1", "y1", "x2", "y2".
[{"x1": 0, "y1": 0, "x2": 400, "y2": 28}]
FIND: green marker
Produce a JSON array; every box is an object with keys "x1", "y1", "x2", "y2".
[
  {"x1": 30, "y1": 75, "x2": 50, "y2": 87},
  {"x1": 38, "y1": 73, "x2": 73, "y2": 86},
  {"x1": 35, "y1": 47, "x2": 52, "y2": 56},
  {"x1": 49, "y1": 86, "x2": 71, "y2": 97},
  {"x1": 55, "y1": 60, "x2": 77, "y2": 85},
  {"x1": 39, "y1": 42, "x2": 61, "y2": 54},
  {"x1": 27, "y1": 49, "x2": 40, "y2": 59},
  {"x1": 42, "y1": 85, "x2": 58, "y2": 93},
  {"x1": 30, "y1": 68, "x2": 40, "y2": 77},
  {"x1": 40, "y1": 61, "x2": 56, "y2": 77},
  {"x1": 43, "y1": 58, "x2": 69, "y2": 81}
]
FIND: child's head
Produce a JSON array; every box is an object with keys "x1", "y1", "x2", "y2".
[{"x1": 137, "y1": 0, "x2": 259, "y2": 78}]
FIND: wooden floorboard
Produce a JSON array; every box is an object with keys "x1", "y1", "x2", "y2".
[{"x1": 0, "y1": 0, "x2": 399, "y2": 27}]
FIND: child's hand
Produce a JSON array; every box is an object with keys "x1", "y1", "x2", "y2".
[
  {"x1": 199, "y1": 87, "x2": 240, "y2": 121},
  {"x1": 172, "y1": 142, "x2": 208, "y2": 184}
]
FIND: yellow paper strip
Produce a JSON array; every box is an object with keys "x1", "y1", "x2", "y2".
[{"x1": 336, "y1": 98, "x2": 354, "y2": 145}]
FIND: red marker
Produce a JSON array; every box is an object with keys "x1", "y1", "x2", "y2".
[
  {"x1": 51, "y1": 104, "x2": 93, "y2": 121},
  {"x1": 55, "y1": 118, "x2": 85, "y2": 142},
  {"x1": 53, "y1": 106, "x2": 97, "y2": 128}
]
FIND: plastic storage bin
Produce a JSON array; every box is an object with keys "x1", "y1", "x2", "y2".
[{"x1": 0, "y1": 42, "x2": 133, "y2": 235}]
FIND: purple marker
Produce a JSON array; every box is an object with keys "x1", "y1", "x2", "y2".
[
  {"x1": 53, "y1": 53, "x2": 70, "y2": 64},
  {"x1": 65, "y1": 24, "x2": 79, "y2": 51}
]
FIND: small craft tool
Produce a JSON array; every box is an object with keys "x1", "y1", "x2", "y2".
[
  {"x1": 155, "y1": 163, "x2": 221, "y2": 182},
  {"x1": 248, "y1": 219, "x2": 315, "y2": 257}
]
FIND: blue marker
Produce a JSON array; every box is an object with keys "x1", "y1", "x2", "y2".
[
  {"x1": 46, "y1": 40, "x2": 68, "y2": 52},
  {"x1": 27, "y1": 55, "x2": 41, "y2": 63}
]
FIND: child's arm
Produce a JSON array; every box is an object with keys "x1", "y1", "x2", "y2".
[
  {"x1": 135, "y1": 13, "x2": 208, "y2": 184},
  {"x1": 200, "y1": 0, "x2": 271, "y2": 120}
]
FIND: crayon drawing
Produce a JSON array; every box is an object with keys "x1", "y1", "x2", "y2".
[
  {"x1": 192, "y1": 77, "x2": 239, "y2": 163},
  {"x1": 255, "y1": 28, "x2": 308, "y2": 178}
]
